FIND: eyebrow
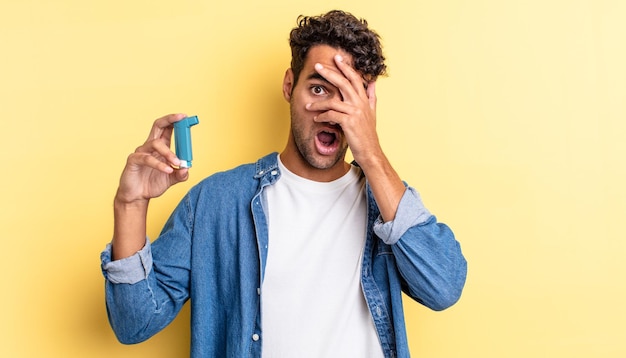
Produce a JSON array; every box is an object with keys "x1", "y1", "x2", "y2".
[
  {"x1": 306, "y1": 71, "x2": 369, "y2": 89},
  {"x1": 307, "y1": 72, "x2": 330, "y2": 83}
]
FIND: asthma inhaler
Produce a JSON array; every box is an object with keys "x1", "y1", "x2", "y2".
[{"x1": 173, "y1": 115, "x2": 199, "y2": 168}]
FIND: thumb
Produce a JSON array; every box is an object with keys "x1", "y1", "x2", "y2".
[{"x1": 172, "y1": 168, "x2": 190, "y2": 184}]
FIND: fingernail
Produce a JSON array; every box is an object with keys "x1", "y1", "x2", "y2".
[
  {"x1": 315, "y1": 63, "x2": 323, "y2": 70},
  {"x1": 335, "y1": 55, "x2": 343, "y2": 62},
  {"x1": 306, "y1": 103, "x2": 311, "y2": 109}
]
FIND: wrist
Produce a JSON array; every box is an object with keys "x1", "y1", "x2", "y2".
[
  {"x1": 113, "y1": 197, "x2": 150, "y2": 219},
  {"x1": 112, "y1": 197, "x2": 149, "y2": 261},
  {"x1": 354, "y1": 148, "x2": 386, "y2": 173},
  {"x1": 114, "y1": 189, "x2": 150, "y2": 208}
]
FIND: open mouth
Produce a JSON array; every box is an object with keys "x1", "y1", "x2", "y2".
[
  {"x1": 315, "y1": 128, "x2": 341, "y2": 155},
  {"x1": 317, "y1": 130, "x2": 337, "y2": 147}
]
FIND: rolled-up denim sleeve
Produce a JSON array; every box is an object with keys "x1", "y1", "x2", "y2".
[
  {"x1": 100, "y1": 238, "x2": 152, "y2": 284},
  {"x1": 373, "y1": 187, "x2": 432, "y2": 245},
  {"x1": 374, "y1": 186, "x2": 467, "y2": 311}
]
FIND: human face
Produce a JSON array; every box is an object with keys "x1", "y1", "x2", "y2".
[{"x1": 281, "y1": 45, "x2": 354, "y2": 180}]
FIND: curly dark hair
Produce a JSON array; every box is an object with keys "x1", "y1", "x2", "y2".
[{"x1": 289, "y1": 10, "x2": 387, "y2": 86}]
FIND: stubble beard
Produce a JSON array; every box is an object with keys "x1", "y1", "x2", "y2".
[{"x1": 290, "y1": 106, "x2": 348, "y2": 170}]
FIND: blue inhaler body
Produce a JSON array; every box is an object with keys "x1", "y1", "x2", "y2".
[{"x1": 173, "y1": 116, "x2": 199, "y2": 168}]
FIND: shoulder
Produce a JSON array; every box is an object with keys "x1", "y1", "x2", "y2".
[{"x1": 190, "y1": 152, "x2": 278, "y2": 195}]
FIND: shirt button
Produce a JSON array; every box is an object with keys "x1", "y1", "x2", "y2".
[
  {"x1": 270, "y1": 170, "x2": 278, "y2": 176},
  {"x1": 252, "y1": 334, "x2": 260, "y2": 341}
]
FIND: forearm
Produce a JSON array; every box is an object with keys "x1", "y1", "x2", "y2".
[
  {"x1": 112, "y1": 199, "x2": 149, "y2": 260},
  {"x1": 392, "y1": 218, "x2": 467, "y2": 311},
  {"x1": 103, "y1": 196, "x2": 192, "y2": 343},
  {"x1": 371, "y1": 186, "x2": 467, "y2": 310},
  {"x1": 359, "y1": 151, "x2": 406, "y2": 222},
  {"x1": 105, "y1": 268, "x2": 183, "y2": 344}
]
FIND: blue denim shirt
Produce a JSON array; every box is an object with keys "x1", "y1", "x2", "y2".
[{"x1": 101, "y1": 152, "x2": 467, "y2": 358}]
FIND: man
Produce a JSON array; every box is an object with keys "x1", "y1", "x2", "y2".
[{"x1": 101, "y1": 10, "x2": 467, "y2": 358}]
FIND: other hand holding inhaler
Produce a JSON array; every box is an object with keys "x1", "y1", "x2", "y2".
[{"x1": 174, "y1": 116, "x2": 199, "y2": 168}]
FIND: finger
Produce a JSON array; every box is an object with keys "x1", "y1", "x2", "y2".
[
  {"x1": 313, "y1": 110, "x2": 347, "y2": 125},
  {"x1": 306, "y1": 100, "x2": 353, "y2": 117},
  {"x1": 127, "y1": 151, "x2": 175, "y2": 174},
  {"x1": 135, "y1": 138, "x2": 181, "y2": 167},
  {"x1": 333, "y1": 55, "x2": 368, "y2": 98},
  {"x1": 367, "y1": 81, "x2": 377, "y2": 110},
  {"x1": 172, "y1": 167, "x2": 190, "y2": 183},
  {"x1": 147, "y1": 113, "x2": 187, "y2": 141},
  {"x1": 313, "y1": 63, "x2": 356, "y2": 102}
]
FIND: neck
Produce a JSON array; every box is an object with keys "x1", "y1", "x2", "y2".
[{"x1": 279, "y1": 148, "x2": 350, "y2": 182}]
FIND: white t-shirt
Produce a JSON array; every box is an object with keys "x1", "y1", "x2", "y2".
[{"x1": 261, "y1": 158, "x2": 384, "y2": 358}]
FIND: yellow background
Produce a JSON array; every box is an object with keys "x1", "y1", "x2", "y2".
[{"x1": 1, "y1": 0, "x2": 625, "y2": 356}]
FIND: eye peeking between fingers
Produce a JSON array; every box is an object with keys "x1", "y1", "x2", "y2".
[{"x1": 310, "y1": 85, "x2": 328, "y2": 96}]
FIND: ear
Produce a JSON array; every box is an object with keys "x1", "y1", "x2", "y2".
[{"x1": 282, "y1": 68, "x2": 294, "y2": 102}]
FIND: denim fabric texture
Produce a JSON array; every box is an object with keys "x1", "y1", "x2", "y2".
[{"x1": 101, "y1": 152, "x2": 467, "y2": 358}]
